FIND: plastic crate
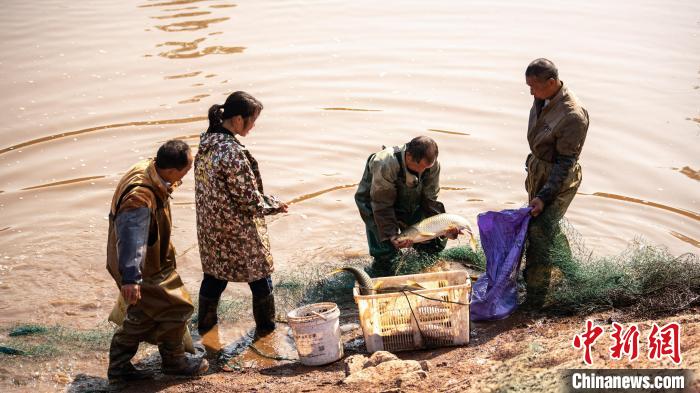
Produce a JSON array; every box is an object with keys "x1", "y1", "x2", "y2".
[{"x1": 353, "y1": 270, "x2": 471, "y2": 353}]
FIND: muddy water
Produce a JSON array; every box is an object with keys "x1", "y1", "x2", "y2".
[
  {"x1": 0, "y1": 0, "x2": 698, "y2": 330},
  {"x1": 196, "y1": 322, "x2": 298, "y2": 371}
]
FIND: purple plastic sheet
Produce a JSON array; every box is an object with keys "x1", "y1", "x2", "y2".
[{"x1": 470, "y1": 207, "x2": 531, "y2": 321}]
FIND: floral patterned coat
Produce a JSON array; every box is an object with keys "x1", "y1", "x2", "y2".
[{"x1": 194, "y1": 127, "x2": 283, "y2": 282}]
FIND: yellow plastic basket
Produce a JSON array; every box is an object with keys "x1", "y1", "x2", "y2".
[{"x1": 353, "y1": 270, "x2": 471, "y2": 353}]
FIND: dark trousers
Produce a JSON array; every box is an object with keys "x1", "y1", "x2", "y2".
[
  {"x1": 199, "y1": 273, "x2": 273, "y2": 300},
  {"x1": 523, "y1": 154, "x2": 582, "y2": 308}
]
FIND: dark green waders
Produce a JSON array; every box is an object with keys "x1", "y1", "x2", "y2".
[{"x1": 523, "y1": 155, "x2": 582, "y2": 309}]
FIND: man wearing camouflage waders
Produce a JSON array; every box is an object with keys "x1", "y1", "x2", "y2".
[
  {"x1": 355, "y1": 136, "x2": 458, "y2": 276},
  {"x1": 523, "y1": 58, "x2": 589, "y2": 309},
  {"x1": 106, "y1": 140, "x2": 208, "y2": 382}
]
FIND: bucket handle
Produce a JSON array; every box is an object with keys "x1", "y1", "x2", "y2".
[{"x1": 311, "y1": 310, "x2": 329, "y2": 321}]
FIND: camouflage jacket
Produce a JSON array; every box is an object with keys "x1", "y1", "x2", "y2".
[
  {"x1": 194, "y1": 128, "x2": 284, "y2": 282},
  {"x1": 355, "y1": 144, "x2": 444, "y2": 241}
]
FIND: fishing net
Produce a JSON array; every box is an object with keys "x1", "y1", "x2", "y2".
[
  {"x1": 409, "y1": 217, "x2": 700, "y2": 318},
  {"x1": 272, "y1": 219, "x2": 699, "y2": 320},
  {"x1": 546, "y1": 220, "x2": 700, "y2": 316},
  {"x1": 368, "y1": 241, "x2": 487, "y2": 277}
]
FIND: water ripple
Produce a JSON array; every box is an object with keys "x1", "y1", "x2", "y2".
[
  {"x1": 164, "y1": 71, "x2": 202, "y2": 79},
  {"x1": 286, "y1": 183, "x2": 358, "y2": 205},
  {"x1": 151, "y1": 11, "x2": 211, "y2": 20},
  {"x1": 427, "y1": 129, "x2": 470, "y2": 136},
  {"x1": 156, "y1": 17, "x2": 229, "y2": 32},
  {"x1": 679, "y1": 166, "x2": 700, "y2": 181},
  {"x1": 321, "y1": 107, "x2": 382, "y2": 112},
  {"x1": 670, "y1": 231, "x2": 700, "y2": 248},
  {"x1": 583, "y1": 192, "x2": 700, "y2": 222},
  {"x1": 0, "y1": 116, "x2": 206, "y2": 156},
  {"x1": 140, "y1": 0, "x2": 208, "y2": 8},
  {"x1": 21, "y1": 176, "x2": 106, "y2": 191},
  {"x1": 179, "y1": 94, "x2": 210, "y2": 104},
  {"x1": 157, "y1": 38, "x2": 245, "y2": 59}
]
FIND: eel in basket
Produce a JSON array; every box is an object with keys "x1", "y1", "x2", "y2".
[{"x1": 332, "y1": 266, "x2": 425, "y2": 295}]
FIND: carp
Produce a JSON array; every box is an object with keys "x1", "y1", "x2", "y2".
[{"x1": 395, "y1": 213, "x2": 477, "y2": 249}]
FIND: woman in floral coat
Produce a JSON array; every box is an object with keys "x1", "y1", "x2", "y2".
[{"x1": 194, "y1": 91, "x2": 287, "y2": 337}]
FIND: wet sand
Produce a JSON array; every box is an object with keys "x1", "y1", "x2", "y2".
[{"x1": 0, "y1": 0, "x2": 698, "y2": 333}]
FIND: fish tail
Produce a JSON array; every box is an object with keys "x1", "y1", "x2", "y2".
[{"x1": 469, "y1": 233, "x2": 478, "y2": 251}]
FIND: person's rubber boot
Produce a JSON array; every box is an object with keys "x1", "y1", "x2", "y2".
[
  {"x1": 522, "y1": 263, "x2": 551, "y2": 311},
  {"x1": 107, "y1": 336, "x2": 152, "y2": 383},
  {"x1": 197, "y1": 295, "x2": 220, "y2": 335},
  {"x1": 252, "y1": 293, "x2": 276, "y2": 337},
  {"x1": 369, "y1": 256, "x2": 395, "y2": 277},
  {"x1": 159, "y1": 342, "x2": 209, "y2": 376}
]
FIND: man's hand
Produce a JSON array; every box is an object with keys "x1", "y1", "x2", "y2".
[
  {"x1": 277, "y1": 202, "x2": 289, "y2": 214},
  {"x1": 529, "y1": 197, "x2": 544, "y2": 217},
  {"x1": 121, "y1": 284, "x2": 142, "y2": 305},
  {"x1": 444, "y1": 226, "x2": 463, "y2": 240},
  {"x1": 391, "y1": 236, "x2": 413, "y2": 249}
]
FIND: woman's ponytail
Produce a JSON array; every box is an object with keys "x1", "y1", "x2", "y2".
[{"x1": 208, "y1": 104, "x2": 223, "y2": 129}]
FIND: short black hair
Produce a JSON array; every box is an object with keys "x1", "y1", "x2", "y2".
[
  {"x1": 155, "y1": 140, "x2": 191, "y2": 170},
  {"x1": 406, "y1": 136, "x2": 439, "y2": 163},
  {"x1": 525, "y1": 58, "x2": 559, "y2": 82}
]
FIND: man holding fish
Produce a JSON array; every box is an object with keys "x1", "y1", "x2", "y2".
[{"x1": 355, "y1": 136, "x2": 461, "y2": 275}]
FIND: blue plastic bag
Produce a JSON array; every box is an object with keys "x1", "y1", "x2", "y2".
[{"x1": 470, "y1": 207, "x2": 531, "y2": 321}]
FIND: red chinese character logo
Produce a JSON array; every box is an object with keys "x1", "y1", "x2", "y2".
[
  {"x1": 648, "y1": 322, "x2": 682, "y2": 364},
  {"x1": 609, "y1": 322, "x2": 640, "y2": 361},
  {"x1": 573, "y1": 319, "x2": 604, "y2": 365}
]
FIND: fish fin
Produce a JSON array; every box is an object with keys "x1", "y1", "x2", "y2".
[
  {"x1": 329, "y1": 268, "x2": 343, "y2": 275},
  {"x1": 469, "y1": 233, "x2": 478, "y2": 251},
  {"x1": 418, "y1": 231, "x2": 436, "y2": 237},
  {"x1": 406, "y1": 279, "x2": 425, "y2": 289},
  {"x1": 373, "y1": 280, "x2": 384, "y2": 289}
]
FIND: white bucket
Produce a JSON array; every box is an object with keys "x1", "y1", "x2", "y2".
[{"x1": 287, "y1": 302, "x2": 343, "y2": 366}]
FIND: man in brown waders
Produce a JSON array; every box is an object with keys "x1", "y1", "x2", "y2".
[
  {"x1": 355, "y1": 136, "x2": 458, "y2": 276},
  {"x1": 523, "y1": 58, "x2": 589, "y2": 309},
  {"x1": 106, "y1": 140, "x2": 208, "y2": 382}
]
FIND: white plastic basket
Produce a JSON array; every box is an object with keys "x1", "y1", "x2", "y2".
[{"x1": 353, "y1": 270, "x2": 471, "y2": 353}]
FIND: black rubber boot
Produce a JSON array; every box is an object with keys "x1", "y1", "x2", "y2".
[
  {"x1": 369, "y1": 256, "x2": 395, "y2": 277},
  {"x1": 197, "y1": 295, "x2": 220, "y2": 335},
  {"x1": 107, "y1": 336, "x2": 152, "y2": 383},
  {"x1": 159, "y1": 342, "x2": 209, "y2": 376},
  {"x1": 252, "y1": 293, "x2": 276, "y2": 337}
]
